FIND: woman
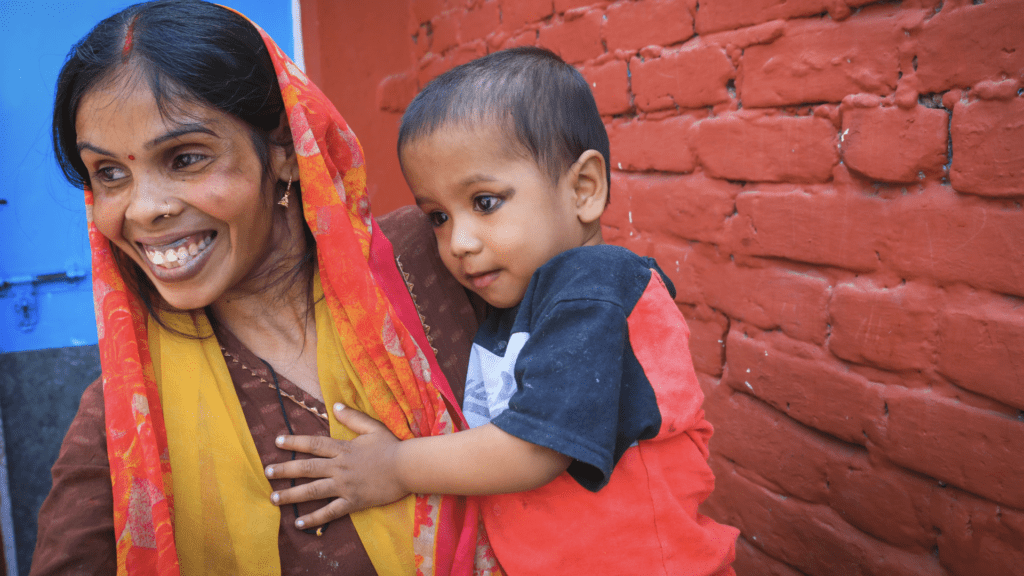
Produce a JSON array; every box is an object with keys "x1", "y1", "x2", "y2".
[{"x1": 32, "y1": 1, "x2": 497, "y2": 574}]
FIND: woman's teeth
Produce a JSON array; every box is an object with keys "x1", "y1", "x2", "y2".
[{"x1": 145, "y1": 234, "x2": 213, "y2": 268}]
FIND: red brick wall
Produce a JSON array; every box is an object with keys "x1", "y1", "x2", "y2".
[{"x1": 304, "y1": 0, "x2": 1024, "y2": 573}]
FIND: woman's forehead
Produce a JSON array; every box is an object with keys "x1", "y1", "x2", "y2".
[{"x1": 77, "y1": 78, "x2": 226, "y2": 147}]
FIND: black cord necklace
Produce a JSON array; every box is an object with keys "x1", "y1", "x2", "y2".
[{"x1": 258, "y1": 356, "x2": 328, "y2": 537}]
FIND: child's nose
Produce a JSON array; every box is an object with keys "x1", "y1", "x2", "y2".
[{"x1": 449, "y1": 220, "x2": 483, "y2": 257}]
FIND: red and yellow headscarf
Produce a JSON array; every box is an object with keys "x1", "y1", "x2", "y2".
[{"x1": 88, "y1": 12, "x2": 500, "y2": 576}]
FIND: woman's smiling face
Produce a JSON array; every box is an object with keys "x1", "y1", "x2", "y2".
[{"x1": 76, "y1": 74, "x2": 294, "y2": 311}]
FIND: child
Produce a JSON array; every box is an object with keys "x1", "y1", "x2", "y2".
[{"x1": 270, "y1": 47, "x2": 738, "y2": 575}]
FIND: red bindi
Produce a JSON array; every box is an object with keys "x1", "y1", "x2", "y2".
[{"x1": 128, "y1": 155, "x2": 135, "y2": 160}]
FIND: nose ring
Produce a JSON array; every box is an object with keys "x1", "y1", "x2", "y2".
[{"x1": 162, "y1": 202, "x2": 171, "y2": 219}]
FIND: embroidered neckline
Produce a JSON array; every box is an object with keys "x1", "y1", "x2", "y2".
[{"x1": 221, "y1": 346, "x2": 329, "y2": 422}]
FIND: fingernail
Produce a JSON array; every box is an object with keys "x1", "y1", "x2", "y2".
[
  {"x1": 296, "y1": 519, "x2": 305, "y2": 528},
  {"x1": 265, "y1": 466, "x2": 273, "y2": 477},
  {"x1": 276, "y1": 436, "x2": 285, "y2": 446},
  {"x1": 334, "y1": 403, "x2": 345, "y2": 412},
  {"x1": 271, "y1": 492, "x2": 279, "y2": 503}
]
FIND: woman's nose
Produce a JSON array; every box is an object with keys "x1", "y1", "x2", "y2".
[{"x1": 123, "y1": 176, "x2": 171, "y2": 224}]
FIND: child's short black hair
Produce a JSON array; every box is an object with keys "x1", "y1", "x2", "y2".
[{"x1": 398, "y1": 47, "x2": 611, "y2": 193}]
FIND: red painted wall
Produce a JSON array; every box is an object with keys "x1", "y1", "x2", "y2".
[{"x1": 304, "y1": 0, "x2": 1024, "y2": 573}]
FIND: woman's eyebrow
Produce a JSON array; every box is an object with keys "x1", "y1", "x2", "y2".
[
  {"x1": 146, "y1": 124, "x2": 218, "y2": 148},
  {"x1": 77, "y1": 124, "x2": 219, "y2": 157},
  {"x1": 76, "y1": 142, "x2": 115, "y2": 156}
]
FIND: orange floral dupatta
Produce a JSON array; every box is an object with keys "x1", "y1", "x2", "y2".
[{"x1": 90, "y1": 14, "x2": 499, "y2": 576}]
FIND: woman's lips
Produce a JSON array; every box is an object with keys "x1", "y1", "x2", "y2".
[
  {"x1": 141, "y1": 232, "x2": 214, "y2": 268},
  {"x1": 137, "y1": 231, "x2": 217, "y2": 281}
]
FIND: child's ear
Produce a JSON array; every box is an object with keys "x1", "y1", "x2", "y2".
[{"x1": 571, "y1": 150, "x2": 608, "y2": 225}]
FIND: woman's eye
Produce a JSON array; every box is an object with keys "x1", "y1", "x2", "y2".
[
  {"x1": 474, "y1": 195, "x2": 501, "y2": 213},
  {"x1": 172, "y1": 153, "x2": 206, "y2": 170},
  {"x1": 94, "y1": 166, "x2": 127, "y2": 183},
  {"x1": 428, "y1": 211, "x2": 449, "y2": 227}
]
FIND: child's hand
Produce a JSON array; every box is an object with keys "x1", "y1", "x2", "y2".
[{"x1": 264, "y1": 404, "x2": 410, "y2": 530}]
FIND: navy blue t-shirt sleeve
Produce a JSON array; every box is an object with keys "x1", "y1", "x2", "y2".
[{"x1": 490, "y1": 297, "x2": 629, "y2": 491}]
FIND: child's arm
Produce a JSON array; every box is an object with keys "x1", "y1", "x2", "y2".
[{"x1": 265, "y1": 403, "x2": 570, "y2": 529}]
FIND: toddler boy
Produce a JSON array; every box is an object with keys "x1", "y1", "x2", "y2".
[{"x1": 280, "y1": 46, "x2": 738, "y2": 575}]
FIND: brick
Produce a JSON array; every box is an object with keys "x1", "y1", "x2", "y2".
[
  {"x1": 732, "y1": 538, "x2": 804, "y2": 576},
  {"x1": 702, "y1": 264, "x2": 831, "y2": 344},
  {"x1": 460, "y1": 1, "x2": 500, "y2": 42},
  {"x1": 916, "y1": 0, "x2": 1024, "y2": 93},
  {"x1": 694, "y1": 0, "x2": 829, "y2": 34},
  {"x1": 648, "y1": 240, "x2": 716, "y2": 306},
  {"x1": 449, "y1": 41, "x2": 487, "y2": 67},
  {"x1": 888, "y1": 185, "x2": 1024, "y2": 298},
  {"x1": 738, "y1": 9, "x2": 901, "y2": 108},
  {"x1": 553, "y1": 0, "x2": 606, "y2": 12},
  {"x1": 376, "y1": 72, "x2": 418, "y2": 113},
  {"x1": 579, "y1": 59, "x2": 631, "y2": 115},
  {"x1": 825, "y1": 454, "x2": 940, "y2": 551},
  {"x1": 602, "y1": 0, "x2": 695, "y2": 52},
  {"x1": 949, "y1": 97, "x2": 1024, "y2": 198},
  {"x1": 413, "y1": 0, "x2": 446, "y2": 24},
  {"x1": 621, "y1": 172, "x2": 740, "y2": 244},
  {"x1": 937, "y1": 299, "x2": 1024, "y2": 410},
  {"x1": 679, "y1": 304, "x2": 727, "y2": 377},
  {"x1": 932, "y1": 487, "x2": 1024, "y2": 576},
  {"x1": 694, "y1": 113, "x2": 838, "y2": 183},
  {"x1": 536, "y1": 9, "x2": 603, "y2": 63},
  {"x1": 607, "y1": 115, "x2": 696, "y2": 173},
  {"x1": 728, "y1": 188, "x2": 884, "y2": 271},
  {"x1": 498, "y1": 29, "x2": 539, "y2": 50},
  {"x1": 828, "y1": 281, "x2": 939, "y2": 372},
  {"x1": 499, "y1": 0, "x2": 553, "y2": 30},
  {"x1": 631, "y1": 42, "x2": 733, "y2": 111},
  {"x1": 431, "y1": 10, "x2": 461, "y2": 54},
  {"x1": 709, "y1": 460, "x2": 948, "y2": 576},
  {"x1": 414, "y1": 26, "x2": 432, "y2": 60},
  {"x1": 704, "y1": 380, "x2": 844, "y2": 503},
  {"x1": 841, "y1": 105, "x2": 949, "y2": 183},
  {"x1": 417, "y1": 52, "x2": 454, "y2": 85},
  {"x1": 882, "y1": 387, "x2": 1024, "y2": 509},
  {"x1": 723, "y1": 330, "x2": 886, "y2": 445}
]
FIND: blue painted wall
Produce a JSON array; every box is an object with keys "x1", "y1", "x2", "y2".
[{"x1": 0, "y1": 0, "x2": 295, "y2": 354}]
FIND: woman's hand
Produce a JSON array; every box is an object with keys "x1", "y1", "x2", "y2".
[{"x1": 265, "y1": 404, "x2": 410, "y2": 529}]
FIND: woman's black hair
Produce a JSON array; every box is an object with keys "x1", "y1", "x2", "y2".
[
  {"x1": 54, "y1": 0, "x2": 283, "y2": 187},
  {"x1": 53, "y1": 0, "x2": 314, "y2": 325}
]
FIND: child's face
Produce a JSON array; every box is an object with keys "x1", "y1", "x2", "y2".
[{"x1": 401, "y1": 125, "x2": 600, "y2": 309}]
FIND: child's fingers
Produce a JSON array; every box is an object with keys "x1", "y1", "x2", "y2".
[
  {"x1": 270, "y1": 477, "x2": 337, "y2": 507},
  {"x1": 332, "y1": 403, "x2": 389, "y2": 436},
  {"x1": 274, "y1": 434, "x2": 344, "y2": 457},
  {"x1": 265, "y1": 452, "x2": 335, "y2": 480},
  {"x1": 294, "y1": 497, "x2": 355, "y2": 530}
]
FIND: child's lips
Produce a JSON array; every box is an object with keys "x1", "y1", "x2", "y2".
[{"x1": 466, "y1": 270, "x2": 500, "y2": 289}]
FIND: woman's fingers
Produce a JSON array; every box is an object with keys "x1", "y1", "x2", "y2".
[
  {"x1": 274, "y1": 434, "x2": 343, "y2": 457},
  {"x1": 333, "y1": 403, "x2": 388, "y2": 435}
]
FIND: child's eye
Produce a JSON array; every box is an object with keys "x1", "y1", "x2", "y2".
[
  {"x1": 172, "y1": 152, "x2": 207, "y2": 170},
  {"x1": 473, "y1": 195, "x2": 501, "y2": 213},
  {"x1": 427, "y1": 211, "x2": 449, "y2": 227}
]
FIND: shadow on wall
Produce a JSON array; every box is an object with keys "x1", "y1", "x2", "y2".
[{"x1": 0, "y1": 347, "x2": 100, "y2": 575}]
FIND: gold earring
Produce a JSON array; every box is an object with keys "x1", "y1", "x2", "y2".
[{"x1": 278, "y1": 177, "x2": 292, "y2": 208}]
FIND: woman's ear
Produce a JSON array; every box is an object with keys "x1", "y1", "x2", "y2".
[
  {"x1": 571, "y1": 150, "x2": 608, "y2": 225},
  {"x1": 269, "y1": 109, "x2": 299, "y2": 183}
]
